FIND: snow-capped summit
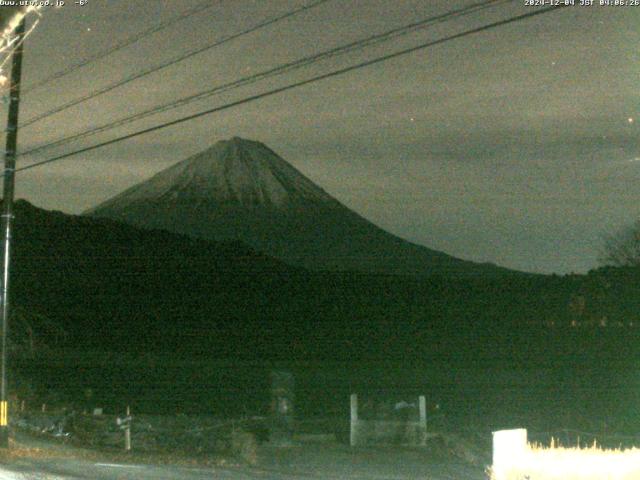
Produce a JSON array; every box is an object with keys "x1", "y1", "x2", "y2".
[
  {"x1": 87, "y1": 137, "x2": 335, "y2": 212},
  {"x1": 86, "y1": 137, "x2": 510, "y2": 277}
]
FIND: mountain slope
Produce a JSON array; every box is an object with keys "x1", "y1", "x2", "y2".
[
  {"x1": 6, "y1": 200, "x2": 545, "y2": 360},
  {"x1": 86, "y1": 137, "x2": 511, "y2": 277},
  {"x1": 8, "y1": 199, "x2": 303, "y2": 355}
]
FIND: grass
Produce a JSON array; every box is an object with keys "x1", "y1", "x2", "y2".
[
  {"x1": 12, "y1": 411, "x2": 264, "y2": 467},
  {"x1": 489, "y1": 439, "x2": 640, "y2": 480},
  {"x1": 4, "y1": 430, "x2": 242, "y2": 469}
]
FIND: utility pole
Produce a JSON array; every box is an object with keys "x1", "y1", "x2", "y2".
[{"x1": 0, "y1": 17, "x2": 25, "y2": 449}]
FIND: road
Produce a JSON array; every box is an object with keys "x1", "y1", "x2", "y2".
[{"x1": 0, "y1": 434, "x2": 487, "y2": 479}]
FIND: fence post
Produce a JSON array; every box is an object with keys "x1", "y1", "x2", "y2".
[
  {"x1": 124, "y1": 405, "x2": 131, "y2": 451},
  {"x1": 270, "y1": 370, "x2": 294, "y2": 446},
  {"x1": 418, "y1": 395, "x2": 427, "y2": 445},
  {"x1": 350, "y1": 394, "x2": 358, "y2": 447}
]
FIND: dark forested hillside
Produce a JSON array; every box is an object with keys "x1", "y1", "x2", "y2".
[{"x1": 5, "y1": 200, "x2": 640, "y2": 362}]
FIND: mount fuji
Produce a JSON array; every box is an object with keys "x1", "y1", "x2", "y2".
[{"x1": 85, "y1": 137, "x2": 508, "y2": 277}]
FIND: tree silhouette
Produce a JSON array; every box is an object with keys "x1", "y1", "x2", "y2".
[{"x1": 600, "y1": 220, "x2": 640, "y2": 267}]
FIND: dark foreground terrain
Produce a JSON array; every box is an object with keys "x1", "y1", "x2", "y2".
[{"x1": 0, "y1": 430, "x2": 486, "y2": 480}]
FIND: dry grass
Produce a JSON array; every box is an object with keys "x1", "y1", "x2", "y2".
[
  {"x1": 230, "y1": 430, "x2": 258, "y2": 465},
  {"x1": 6, "y1": 431, "x2": 238, "y2": 469},
  {"x1": 0, "y1": 438, "x2": 66, "y2": 462},
  {"x1": 490, "y1": 439, "x2": 640, "y2": 480},
  {"x1": 14, "y1": 412, "x2": 264, "y2": 467}
]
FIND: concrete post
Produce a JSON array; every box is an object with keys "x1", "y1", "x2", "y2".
[
  {"x1": 350, "y1": 394, "x2": 358, "y2": 447},
  {"x1": 418, "y1": 395, "x2": 427, "y2": 445},
  {"x1": 124, "y1": 406, "x2": 131, "y2": 451},
  {"x1": 270, "y1": 370, "x2": 294, "y2": 446}
]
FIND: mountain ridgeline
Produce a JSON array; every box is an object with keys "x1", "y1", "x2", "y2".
[{"x1": 85, "y1": 137, "x2": 510, "y2": 278}]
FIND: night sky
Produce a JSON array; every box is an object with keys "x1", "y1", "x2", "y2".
[{"x1": 1, "y1": 0, "x2": 638, "y2": 274}]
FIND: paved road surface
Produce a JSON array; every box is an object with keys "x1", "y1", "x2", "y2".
[{"x1": 0, "y1": 435, "x2": 487, "y2": 479}]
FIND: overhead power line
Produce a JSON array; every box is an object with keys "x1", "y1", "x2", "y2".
[
  {"x1": 20, "y1": 0, "x2": 510, "y2": 158},
  {"x1": 19, "y1": 0, "x2": 331, "y2": 128},
  {"x1": 22, "y1": 1, "x2": 220, "y2": 95},
  {"x1": 16, "y1": 5, "x2": 566, "y2": 175}
]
